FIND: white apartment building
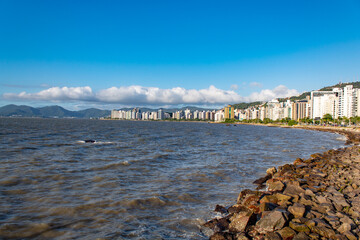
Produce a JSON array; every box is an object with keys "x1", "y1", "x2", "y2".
[
  {"x1": 311, "y1": 85, "x2": 360, "y2": 119},
  {"x1": 335, "y1": 85, "x2": 356, "y2": 118},
  {"x1": 214, "y1": 110, "x2": 224, "y2": 122},
  {"x1": 111, "y1": 110, "x2": 120, "y2": 119},
  {"x1": 193, "y1": 110, "x2": 199, "y2": 119},
  {"x1": 184, "y1": 109, "x2": 191, "y2": 119},
  {"x1": 355, "y1": 88, "x2": 360, "y2": 116},
  {"x1": 311, "y1": 91, "x2": 337, "y2": 119},
  {"x1": 259, "y1": 106, "x2": 267, "y2": 120}
]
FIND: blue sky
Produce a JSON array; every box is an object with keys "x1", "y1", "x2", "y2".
[{"x1": 1, "y1": 0, "x2": 360, "y2": 109}]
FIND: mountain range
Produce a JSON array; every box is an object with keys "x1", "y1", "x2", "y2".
[
  {"x1": 0, "y1": 105, "x2": 218, "y2": 118},
  {"x1": 0, "y1": 105, "x2": 111, "y2": 118}
]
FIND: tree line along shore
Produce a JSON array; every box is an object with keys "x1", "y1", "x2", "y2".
[{"x1": 203, "y1": 125, "x2": 360, "y2": 240}]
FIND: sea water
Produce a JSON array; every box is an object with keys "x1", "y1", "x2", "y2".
[{"x1": 0, "y1": 118, "x2": 345, "y2": 239}]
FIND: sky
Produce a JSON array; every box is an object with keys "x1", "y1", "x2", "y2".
[{"x1": 0, "y1": 0, "x2": 360, "y2": 110}]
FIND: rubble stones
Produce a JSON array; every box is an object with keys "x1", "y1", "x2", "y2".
[
  {"x1": 267, "y1": 179, "x2": 285, "y2": 192},
  {"x1": 229, "y1": 212, "x2": 256, "y2": 232},
  {"x1": 288, "y1": 203, "x2": 305, "y2": 218},
  {"x1": 204, "y1": 143, "x2": 360, "y2": 240},
  {"x1": 255, "y1": 210, "x2": 287, "y2": 233},
  {"x1": 266, "y1": 167, "x2": 277, "y2": 176}
]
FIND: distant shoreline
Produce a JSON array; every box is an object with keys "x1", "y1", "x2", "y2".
[{"x1": 231, "y1": 122, "x2": 360, "y2": 145}]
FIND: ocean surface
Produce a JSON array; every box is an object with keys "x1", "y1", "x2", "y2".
[{"x1": 0, "y1": 118, "x2": 346, "y2": 239}]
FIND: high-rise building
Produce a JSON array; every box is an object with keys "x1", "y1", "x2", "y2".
[
  {"x1": 311, "y1": 91, "x2": 338, "y2": 119},
  {"x1": 311, "y1": 85, "x2": 359, "y2": 119},
  {"x1": 292, "y1": 100, "x2": 308, "y2": 121},
  {"x1": 111, "y1": 110, "x2": 120, "y2": 119},
  {"x1": 158, "y1": 109, "x2": 164, "y2": 120},
  {"x1": 184, "y1": 109, "x2": 191, "y2": 119},
  {"x1": 205, "y1": 111, "x2": 211, "y2": 120},
  {"x1": 224, "y1": 105, "x2": 234, "y2": 119},
  {"x1": 193, "y1": 110, "x2": 199, "y2": 119},
  {"x1": 355, "y1": 88, "x2": 360, "y2": 116},
  {"x1": 337, "y1": 85, "x2": 355, "y2": 118}
]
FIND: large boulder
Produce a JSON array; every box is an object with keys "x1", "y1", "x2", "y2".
[
  {"x1": 277, "y1": 227, "x2": 296, "y2": 240},
  {"x1": 288, "y1": 203, "x2": 306, "y2": 218},
  {"x1": 267, "y1": 179, "x2": 285, "y2": 192},
  {"x1": 255, "y1": 210, "x2": 288, "y2": 234},
  {"x1": 283, "y1": 183, "x2": 305, "y2": 197},
  {"x1": 229, "y1": 212, "x2": 256, "y2": 233}
]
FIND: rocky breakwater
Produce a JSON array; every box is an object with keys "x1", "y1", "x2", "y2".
[{"x1": 204, "y1": 143, "x2": 360, "y2": 239}]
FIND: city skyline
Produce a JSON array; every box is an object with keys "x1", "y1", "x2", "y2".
[
  {"x1": 110, "y1": 84, "x2": 360, "y2": 123},
  {"x1": 1, "y1": 1, "x2": 360, "y2": 110}
]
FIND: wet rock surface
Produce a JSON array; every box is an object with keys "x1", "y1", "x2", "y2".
[{"x1": 204, "y1": 142, "x2": 360, "y2": 240}]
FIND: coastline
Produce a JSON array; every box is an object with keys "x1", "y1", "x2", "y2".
[
  {"x1": 204, "y1": 125, "x2": 360, "y2": 240},
  {"x1": 234, "y1": 122, "x2": 360, "y2": 145}
]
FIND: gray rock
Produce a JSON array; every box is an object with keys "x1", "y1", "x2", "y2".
[
  {"x1": 234, "y1": 233, "x2": 249, "y2": 240},
  {"x1": 293, "y1": 232, "x2": 310, "y2": 240},
  {"x1": 264, "y1": 232, "x2": 281, "y2": 240},
  {"x1": 334, "y1": 234, "x2": 349, "y2": 240},
  {"x1": 283, "y1": 184, "x2": 305, "y2": 197},
  {"x1": 289, "y1": 221, "x2": 310, "y2": 233},
  {"x1": 304, "y1": 189, "x2": 315, "y2": 197},
  {"x1": 340, "y1": 215, "x2": 355, "y2": 225},
  {"x1": 288, "y1": 203, "x2": 306, "y2": 218},
  {"x1": 344, "y1": 231, "x2": 358, "y2": 240},
  {"x1": 337, "y1": 223, "x2": 351, "y2": 233},
  {"x1": 316, "y1": 195, "x2": 329, "y2": 204},
  {"x1": 277, "y1": 227, "x2": 296, "y2": 240},
  {"x1": 267, "y1": 180, "x2": 284, "y2": 192},
  {"x1": 266, "y1": 167, "x2": 277, "y2": 176},
  {"x1": 350, "y1": 198, "x2": 360, "y2": 212},
  {"x1": 330, "y1": 194, "x2": 350, "y2": 207},
  {"x1": 210, "y1": 232, "x2": 234, "y2": 240},
  {"x1": 229, "y1": 212, "x2": 256, "y2": 233},
  {"x1": 255, "y1": 210, "x2": 287, "y2": 234},
  {"x1": 309, "y1": 226, "x2": 336, "y2": 239}
]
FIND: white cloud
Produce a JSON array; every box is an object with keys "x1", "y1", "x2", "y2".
[
  {"x1": 230, "y1": 84, "x2": 239, "y2": 90},
  {"x1": 96, "y1": 85, "x2": 243, "y2": 104},
  {"x1": 246, "y1": 85, "x2": 299, "y2": 102},
  {"x1": 2, "y1": 84, "x2": 299, "y2": 105},
  {"x1": 249, "y1": 82, "x2": 263, "y2": 88},
  {"x1": 3, "y1": 86, "x2": 94, "y2": 101}
]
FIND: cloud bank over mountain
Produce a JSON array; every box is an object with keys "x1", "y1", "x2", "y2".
[{"x1": 3, "y1": 85, "x2": 299, "y2": 106}]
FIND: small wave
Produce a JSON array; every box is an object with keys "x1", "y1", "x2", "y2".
[
  {"x1": 152, "y1": 154, "x2": 170, "y2": 160},
  {"x1": 92, "y1": 176, "x2": 105, "y2": 182},
  {"x1": 94, "y1": 141, "x2": 115, "y2": 144},
  {"x1": 76, "y1": 140, "x2": 115, "y2": 144},
  {"x1": 124, "y1": 196, "x2": 178, "y2": 209},
  {"x1": 89, "y1": 161, "x2": 130, "y2": 171},
  {"x1": 162, "y1": 149, "x2": 175, "y2": 153},
  {"x1": 0, "y1": 222, "x2": 51, "y2": 239},
  {"x1": 0, "y1": 176, "x2": 21, "y2": 186},
  {"x1": 42, "y1": 143, "x2": 73, "y2": 147},
  {"x1": 16, "y1": 147, "x2": 38, "y2": 150},
  {"x1": 177, "y1": 193, "x2": 199, "y2": 203},
  {"x1": 3, "y1": 189, "x2": 27, "y2": 195},
  {"x1": 336, "y1": 135, "x2": 347, "y2": 141}
]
